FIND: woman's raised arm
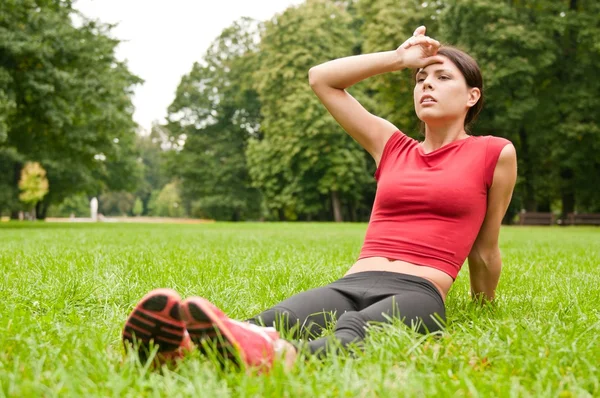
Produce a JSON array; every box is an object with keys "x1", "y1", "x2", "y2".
[{"x1": 308, "y1": 26, "x2": 443, "y2": 166}]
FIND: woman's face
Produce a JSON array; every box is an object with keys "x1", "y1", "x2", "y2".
[{"x1": 413, "y1": 56, "x2": 480, "y2": 126}]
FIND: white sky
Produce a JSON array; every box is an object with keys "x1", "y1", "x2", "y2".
[{"x1": 74, "y1": 0, "x2": 304, "y2": 133}]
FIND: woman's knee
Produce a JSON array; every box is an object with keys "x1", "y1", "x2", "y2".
[
  {"x1": 390, "y1": 297, "x2": 446, "y2": 334},
  {"x1": 334, "y1": 311, "x2": 369, "y2": 343}
]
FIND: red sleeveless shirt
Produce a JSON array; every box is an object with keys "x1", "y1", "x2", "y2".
[{"x1": 358, "y1": 131, "x2": 512, "y2": 279}]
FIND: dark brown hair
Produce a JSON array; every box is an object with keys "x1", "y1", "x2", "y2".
[{"x1": 413, "y1": 46, "x2": 484, "y2": 134}]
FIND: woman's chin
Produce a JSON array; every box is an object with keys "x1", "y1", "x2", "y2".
[{"x1": 417, "y1": 113, "x2": 443, "y2": 125}]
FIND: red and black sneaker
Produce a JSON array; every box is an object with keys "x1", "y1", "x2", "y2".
[
  {"x1": 179, "y1": 296, "x2": 280, "y2": 372},
  {"x1": 122, "y1": 288, "x2": 192, "y2": 365}
]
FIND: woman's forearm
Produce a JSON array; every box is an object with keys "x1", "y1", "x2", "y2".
[
  {"x1": 468, "y1": 248, "x2": 502, "y2": 302},
  {"x1": 308, "y1": 51, "x2": 405, "y2": 90}
]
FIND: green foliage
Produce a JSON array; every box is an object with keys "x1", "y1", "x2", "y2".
[
  {"x1": 46, "y1": 193, "x2": 90, "y2": 218},
  {"x1": 0, "y1": 0, "x2": 142, "y2": 217},
  {"x1": 2, "y1": 0, "x2": 599, "y2": 220},
  {"x1": 166, "y1": 18, "x2": 263, "y2": 221},
  {"x1": 436, "y1": 0, "x2": 600, "y2": 215},
  {"x1": 148, "y1": 181, "x2": 185, "y2": 218},
  {"x1": 0, "y1": 147, "x2": 22, "y2": 214},
  {"x1": 133, "y1": 128, "x2": 171, "y2": 216},
  {"x1": 132, "y1": 197, "x2": 143, "y2": 217},
  {"x1": 99, "y1": 191, "x2": 135, "y2": 216},
  {"x1": 248, "y1": 0, "x2": 371, "y2": 220}
]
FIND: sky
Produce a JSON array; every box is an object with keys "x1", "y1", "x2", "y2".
[{"x1": 74, "y1": 0, "x2": 304, "y2": 133}]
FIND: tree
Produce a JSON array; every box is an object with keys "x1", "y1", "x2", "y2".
[
  {"x1": 18, "y1": 161, "x2": 49, "y2": 219},
  {"x1": 99, "y1": 191, "x2": 135, "y2": 216},
  {"x1": 46, "y1": 193, "x2": 90, "y2": 218},
  {"x1": 148, "y1": 181, "x2": 185, "y2": 218},
  {"x1": 0, "y1": 148, "x2": 22, "y2": 216},
  {"x1": 249, "y1": 0, "x2": 371, "y2": 221},
  {"x1": 132, "y1": 197, "x2": 143, "y2": 216},
  {"x1": 0, "y1": 0, "x2": 142, "y2": 218},
  {"x1": 541, "y1": 0, "x2": 600, "y2": 215},
  {"x1": 133, "y1": 126, "x2": 171, "y2": 215},
  {"x1": 166, "y1": 18, "x2": 263, "y2": 221},
  {"x1": 437, "y1": 0, "x2": 600, "y2": 217}
]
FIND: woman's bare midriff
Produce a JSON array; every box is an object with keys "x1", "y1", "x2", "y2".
[{"x1": 345, "y1": 257, "x2": 454, "y2": 301}]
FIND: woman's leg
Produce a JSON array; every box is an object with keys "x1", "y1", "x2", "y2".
[
  {"x1": 179, "y1": 283, "x2": 360, "y2": 371},
  {"x1": 247, "y1": 285, "x2": 357, "y2": 339},
  {"x1": 304, "y1": 278, "x2": 446, "y2": 357}
]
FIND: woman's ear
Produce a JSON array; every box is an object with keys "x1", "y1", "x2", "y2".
[{"x1": 467, "y1": 87, "x2": 481, "y2": 108}]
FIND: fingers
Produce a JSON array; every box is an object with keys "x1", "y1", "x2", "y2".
[
  {"x1": 413, "y1": 25, "x2": 426, "y2": 37},
  {"x1": 401, "y1": 35, "x2": 440, "y2": 50},
  {"x1": 423, "y1": 56, "x2": 445, "y2": 66}
]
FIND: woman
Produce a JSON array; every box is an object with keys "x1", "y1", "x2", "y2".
[{"x1": 122, "y1": 26, "x2": 517, "y2": 371}]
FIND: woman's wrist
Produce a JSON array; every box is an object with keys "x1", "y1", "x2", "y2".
[{"x1": 388, "y1": 50, "x2": 406, "y2": 72}]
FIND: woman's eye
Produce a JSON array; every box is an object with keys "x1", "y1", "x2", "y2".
[
  {"x1": 439, "y1": 75, "x2": 450, "y2": 80},
  {"x1": 417, "y1": 78, "x2": 425, "y2": 83}
]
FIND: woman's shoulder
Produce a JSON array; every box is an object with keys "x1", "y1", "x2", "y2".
[
  {"x1": 474, "y1": 135, "x2": 515, "y2": 188},
  {"x1": 468, "y1": 134, "x2": 514, "y2": 156},
  {"x1": 473, "y1": 134, "x2": 513, "y2": 146},
  {"x1": 382, "y1": 130, "x2": 419, "y2": 153}
]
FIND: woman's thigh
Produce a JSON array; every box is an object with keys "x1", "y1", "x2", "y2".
[{"x1": 248, "y1": 285, "x2": 357, "y2": 338}]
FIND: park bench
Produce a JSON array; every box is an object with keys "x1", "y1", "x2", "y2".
[
  {"x1": 517, "y1": 212, "x2": 555, "y2": 226},
  {"x1": 564, "y1": 213, "x2": 600, "y2": 226}
]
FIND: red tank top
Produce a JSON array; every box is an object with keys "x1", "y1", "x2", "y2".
[{"x1": 358, "y1": 131, "x2": 511, "y2": 279}]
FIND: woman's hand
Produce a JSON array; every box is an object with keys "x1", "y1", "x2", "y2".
[{"x1": 396, "y1": 26, "x2": 444, "y2": 69}]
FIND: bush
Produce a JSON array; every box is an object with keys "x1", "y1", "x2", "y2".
[
  {"x1": 99, "y1": 192, "x2": 135, "y2": 216},
  {"x1": 148, "y1": 181, "x2": 185, "y2": 218},
  {"x1": 132, "y1": 197, "x2": 143, "y2": 216},
  {"x1": 46, "y1": 194, "x2": 90, "y2": 217}
]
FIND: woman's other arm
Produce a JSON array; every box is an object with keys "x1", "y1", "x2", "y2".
[{"x1": 468, "y1": 144, "x2": 518, "y2": 302}]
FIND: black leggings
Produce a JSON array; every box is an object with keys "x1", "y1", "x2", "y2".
[{"x1": 247, "y1": 271, "x2": 446, "y2": 357}]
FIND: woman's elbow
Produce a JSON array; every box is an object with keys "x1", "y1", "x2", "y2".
[{"x1": 308, "y1": 66, "x2": 320, "y2": 87}]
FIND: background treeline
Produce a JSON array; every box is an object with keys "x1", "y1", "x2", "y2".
[{"x1": 1, "y1": 0, "x2": 599, "y2": 222}]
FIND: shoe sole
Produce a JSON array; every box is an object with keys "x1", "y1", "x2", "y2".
[
  {"x1": 179, "y1": 297, "x2": 246, "y2": 365},
  {"x1": 122, "y1": 288, "x2": 186, "y2": 363}
]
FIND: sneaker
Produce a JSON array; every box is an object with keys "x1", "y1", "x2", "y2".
[
  {"x1": 180, "y1": 296, "x2": 279, "y2": 372},
  {"x1": 122, "y1": 288, "x2": 193, "y2": 365}
]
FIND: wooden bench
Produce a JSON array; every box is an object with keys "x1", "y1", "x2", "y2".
[
  {"x1": 564, "y1": 213, "x2": 600, "y2": 226},
  {"x1": 517, "y1": 212, "x2": 555, "y2": 226}
]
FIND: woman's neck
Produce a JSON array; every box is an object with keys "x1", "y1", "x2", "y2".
[{"x1": 422, "y1": 120, "x2": 469, "y2": 153}]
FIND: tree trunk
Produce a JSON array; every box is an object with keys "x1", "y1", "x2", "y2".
[
  {"x1": 537, "y1": 201, "x2": 551, "y2": 212},
  {"x1": 36, "y1": 196, "x2": 49, "y2": 220},
  {"x1": 349, "y1": 200, "x2": 357, "y2": 222},
  {"x1": 518, "y1": 126, "x2": 537, "y2": 211},
  {"x1": 11, "y1": 162, "x2": 22, "y2": 219},
  {"x1": 36, "y1": 201, "x2": 43, "y2": 220},
  {"x1": 560, "y1": 167, "x2": 576, "y2": 219},
  {"x1": 331, "y1": 190, "x2": 343, "y2": 222}
]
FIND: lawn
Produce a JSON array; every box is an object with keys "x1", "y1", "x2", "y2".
[{"x1": 0, "y1": 222, "x2": 598, "y2": 397}]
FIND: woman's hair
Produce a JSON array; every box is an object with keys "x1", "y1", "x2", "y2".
[{"x1": 413, "y1": 45, "x2": 484, "y2": 134}]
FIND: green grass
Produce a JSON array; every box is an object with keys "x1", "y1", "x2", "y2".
[{"x1": 1, "y1": 222, "x2": 599, "y2": 397}]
